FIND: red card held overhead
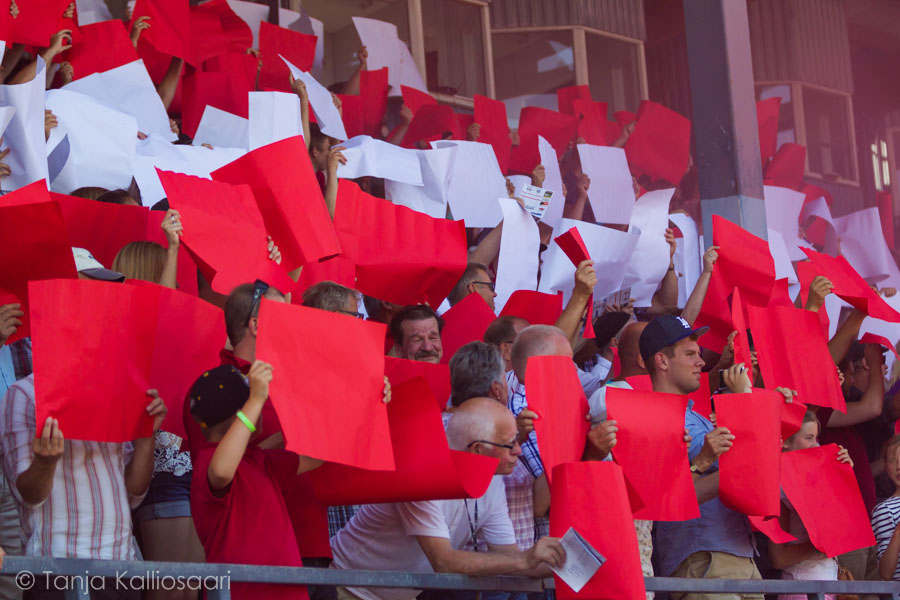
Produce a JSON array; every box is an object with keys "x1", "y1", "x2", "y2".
[
  {"x1": 606, "y1": 387, "x2": 700, "y2": 521},
  {"x1": 802, "y1": 248, "x2": 900, "y2": 322},
  {"x1": 731, "y1": 287, "x2": 753, "y2": 370},
  {"x1": 764, "y1": 143, "x2": 807, "y2": 190},
  {"x1": 212, "y1": 136, "x2": 342, "y2": 271},
  {"x1": 401, "y1": 85, "x2": 437, "y2": 116},
  {"x1": 258, "y1": 21, "x2": 317, "y2": 92},
  {"x1": 334, "y1": 179, "x2": 467, "y2": 309},
  {"x1": 0, "y1": 185, "x2": 78, "y2": 343},
  {"x1": 525, "y1": 356, "x2": 590, "y2": 484},
  {"x1": 190, "y1": 0, "x2": 253, "y2": 55},
  {"x1": 9, "y1": 0, "x2": 71, "y2": 46},
  {"x1": 624, "y1": 100, "x2": 691, "y2": 186},
  {"x1": 384, "y1": 356, "x2": 450, "y2": 411},
  {"x1": 256, "y1": 299, "x2": 393, "y2": 470},
  {"x1": 556, "y1": 85, "x2": 592, "y2": 116},
  {"x1": 401, "y1": 104, "x2": 461, "y2": 149},
  {"x1": 860, "y1": 333, "x2": 899, "y2": 363},
  {"x1": 499, "y1": 290, "x2": 563, "y2": 326},
  {"x1": 309, "y1": 377, "x2": 499, "y2": 504},
  {"x1": 781, "y1": 444, "x2": 876, "y2": 557},
  {"x1": 572, "y1": 99, "x2": 609, "y2": 146},
  {"x1": 715, "y1": 390, "x2": 783, "y2": 517},
  {"x1": 554, "y1": 228, "x2": 595, "y2": 338},
  {"x1": 507, "y1": 106, "x2": 578, "y2": 175},
  {"x1": 713, "y1": 215, "x2": 776, "y2": 308},
  {"x1": 439, "y1": 293, "x2": 498, "y2": 365},
  {"x1": 130, "y1": 0, "x2": 191, "y2": 63},
  {"x1": 360, "y1": 68, "x2": 389, "y2": 138},
  {"x1": 66, "y1": 20, "x2": 140, "y2": 80},
  {"x1": 550, "y1": 462, "x2": 647, "y2": 600},
  {"x1": 473, "y1": 94, "x2": 512, "y2": 175}
]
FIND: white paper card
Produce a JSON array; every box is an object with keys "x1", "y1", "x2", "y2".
[
  {"x1": 519, "y1": 184, "x2": 554, "y2": 220},
  {"x1": 577, "y1": 144, "x2": 635, "y2": 225},
  {"x1": 280, "y1": 55, "x2": 347, "y2": 141},
  {"x1": 75, "y1": 0, "x2": 113, "y2": 25},
  {"x1": 335, "y1": 135, "x2": 423, "y2": 185},
  {"x1": 432, "y1": 140, "x2": 507, "y2": 228},
  {"x1": 623, "y1": 188, "x2": 675, "y2": 307},
  {"x1": 800, "y1": 195, "x2": 838, "y2": 256},
  {"x1": 385, "y1": 146, "x2": 457, "y2": 219},
  {"x1": 550, "y1": 527, "x2": 606, "y2": 593},
  {"x1": 45, "y1": 89, "x2": 138, "y2": 194},
  {"x1": 248, "y1": 91, "x2": 301, "y2": 151},
  {"x1": 0, "y1": 57, "x2": 49, "y2": 189},
  {"x1": 226, "y1": 0, "x2": 270, "y2": 49},
  {"x1": 495, "y1": 197, "x2": 540, "y2": 313},
  {"x1": 764, "y1": 185, "x2": 812, "y2": 261},
  {"x1": 539, "y1": 136, "x2": 565, "y2": 228},
  {"x1": 669, "y1": 212, "x2": 702, "y2": 309},
  {"x1": 836, "y1": 208, "x2": 898, "y2": 285},
  {"x1": 353, "y1": 16, "x2": 426, "y2": 95},
  {"x1": 192, "y1": 106, "x2": 249, "y2": 150},
  {"x1": 767, "y1": 229, "x2": 799, "y2": 286}
]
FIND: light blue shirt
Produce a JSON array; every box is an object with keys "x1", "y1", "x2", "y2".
[
  {"x1": 656, "y1": 400, "x2": 755, "y2": 577},
  {"x1": 0, "y1": 346, "x2": 15, "y2": 398}
]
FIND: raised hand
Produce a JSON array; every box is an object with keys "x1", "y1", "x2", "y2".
[
  {"x1": 0, "y1": 303, "x2": 24, "y2": 346},
  {"x1": 144, "y1": 389, "x2": 167, "y2": 433},
  {"x1": 466, "y1": 122, "x2": 481, "y2": 142},
  {"x1": 44, "y1": 110, "x2": 58, "y2": 141},
  {"x1": 131, "y1": 16, "x2": 150, "y2": 48},
  {"x1": 248, "y1": 360, "x2": 274, "y2": 400},
  {"x1": 160, "y1": 209, "x2": 183, "y2": 248},
  {"x1": 32, "y1": 417, "x2": 64, "y2": 465},
  {"x1": 531, "y1": 164, "x2": 545, "y2": 188},
  {"x1": 805, "y1": 276, "x2": 833, "y2": 312}
]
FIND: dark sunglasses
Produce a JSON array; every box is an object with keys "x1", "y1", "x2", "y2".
[
  {"x1": 338, "y1": 310, "x2": 365, "y2": 320},
  {"x1": 247, "y1": 279, "x2": 270, "y2": 323},
  {"x1": 471, "y1": 281, "x2": 495, "y2": 292},
  {"x1": 467, "y1": 439, "x2": 517, "y2": 451}
]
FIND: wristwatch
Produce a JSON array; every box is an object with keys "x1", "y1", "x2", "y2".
[{"x1": 690, "y1": 462, "x2": 704, "y2": 475}]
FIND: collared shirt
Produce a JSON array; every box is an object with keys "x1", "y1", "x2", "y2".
[
  {"x1": 505, "y1": 371, "x2": 548, "y2": 540},
  {"x1": 0, "y1": 346, "x2": 15, "y2": 397},
  {"x1": 9, "y1": 338, "x2": 32, "y2": 381},
  {"x1": 656, "y1": 400, "x2": 754, "y2": 577},
  {"x1": 0, "y1": 376, "x2": 144, "y2": 559},
  {"x1": 328, "y1": 505, "x2": 361, "y2": 539},
  {"x1": 502, "y1": 460, "x2": 536, "y2": 551}
]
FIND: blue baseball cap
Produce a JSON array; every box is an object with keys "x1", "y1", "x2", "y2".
[{"x1": 639, "y1": 315, "x2": 709, "y2": 364}]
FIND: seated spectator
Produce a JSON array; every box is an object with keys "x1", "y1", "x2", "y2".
[
  {"x1": 329, "y1": 398, "x2": 565, "y2": 600},
  {"x1": 96, "y1": 189, "x2": 141, "y2": 206},
  {"x1": 389, "y1": 305, "x2": 444, "y2": 364},
  {"x1": 575, "y1": 311, "x2": 631, "y2": 381},
  {"x1": 112, "y1": 209, "x2": 182, "y2": 291},
  {"x1": 73, "y1": 247, "x2": 125, "y2": 282},
  {"x1": 303, "y1": 281, "x2": 362, "y2": 318},
  {"x1": 447, "y1": 263, "x2": 497, "y2": 311},
  {"x1": 873, "y1": 434, "x2": 900, "y2": 582},
  {"x1": 483, "y1": 316, "x2": 528, "y2": 373}
]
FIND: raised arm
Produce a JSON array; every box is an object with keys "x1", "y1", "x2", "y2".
[
  {"x1": 159, "y1": 209, "x2": 182, "y2": 289},
  {"x1": 124, "y1": 390, "x2": 168, "y2": 497},
  {"x1": 157, "y1": 58, "x2": 184, "y2": 112},
  {"x1": 680, "y1": 245, "x2": 718, "y2": 325},
  {"x1": 650, "y1": 228, "x2": 679, "y2": 313},
  {"x1": 554, "y1": 260, "x2": 597, "y2": 346},
  {"x1": 342, "y1": 47, "x2": 367, "y2": 96},
  {"x1": 291, "y1": 77, "x2": 311, "y2": 149},
  {"x1": 827, "y1": 343, "x2": 885, "y2": 428},
  {"x1": 10, "y1": 29, "x2": 70, "y2": 85}
]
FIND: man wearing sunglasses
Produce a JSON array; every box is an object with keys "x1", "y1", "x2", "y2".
[{"x1": 447, "y1": 262, "x2": 498, "y2": 312}]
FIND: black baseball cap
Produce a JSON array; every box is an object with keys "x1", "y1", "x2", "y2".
[
  {"x1": 188, "y1": 365, "x2": 250, "y2": 428},
  {"x1": 639, "y1": 315, "x2": 709, "y2": 364}
]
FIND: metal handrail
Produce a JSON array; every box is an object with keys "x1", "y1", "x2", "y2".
[{"x1": 1, "y1": 557, "x2": 899, "y2": 600}]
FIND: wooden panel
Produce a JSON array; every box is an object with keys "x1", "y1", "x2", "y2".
[{"x1": 490, "y1": 0, "x2": 646, "y2": 40}]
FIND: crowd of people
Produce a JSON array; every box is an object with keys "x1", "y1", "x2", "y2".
[{"x1": 1, "y1": 1, "x2": 900, "y2": 600}]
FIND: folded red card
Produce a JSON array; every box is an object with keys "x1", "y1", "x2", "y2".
[
  {"x1": 749, "y1": 515, "x2": 797, "y2": 544},
  {"x1": 309, "y1": 377, "x2": 498, "y2": 504},
  {"x1": 360, "y1": 68, "x2": 389, "y2": 137},
  {"x1": 256, "y1": 299, "x2": 393, "y2": 470},
  {"x1": 130, "y1": 0, "x2": 191, "y2": 63},
  {"x1": 190, "y1": 0, "x2": 252, "y2": 55},
  {"x1": 474, "y1": 94, "x2": 511, "y2": 174},
  {"x1": 508, "y1": 106, "x2": 578, "y2": 175},
  {"x1": 10, "y1": 0, "x2": 71, "y2": 46},
  {"x1": 764, "y1": 143, "x2": 806, "y2": 190},
  {"x1": 401, "y1": 85, "x2": 436, "y2": 116},
  {"x1": 556, "y1": 85, "x2": 592, "y2": 116},
  {"x1": 860, "y1": 333, "x2": 899, "y2": 363},
  {"x1": 606, "y1": 387, "x2": 699, "y2": 521},
  {"x1": 716, "y1": 390, "x2": 783, "y2": 517},
  {"x1": 525, "y1": 355, "x2": 590, "y2": 484},
  {"x1": 757, "y1": 97, "x2": 781, "y2": 169},
  {"x1": 802, "y1": 248, "x2": 900, "y2": 322},
  {"x1": 747, "y1": 303, "x2": 845, "y2": 412},
  {"x1": 624, "y1": 100, "x2": 691, "y2": 186},
  {"x1": 384, "y1": 356, "x2": 450, "y2": 411},
  {"x1": 0, "y1": 186, "x2": 78, "y2": 343},
  {"x1": 66, "y1": 20, "x2": 140, "y2": 80},
  {"x1": 401, "y1": 104, "x2": 461, "y2": 148},
  {"x1": 439, "y1": 292, "x2": 498, "y2": 365},
  {"x1": 334, "y1": 179, "x2": 467, "y2": 308},
  {"x1": 499, "y1": 290, "x2": 563, "y2": 326},
  {"x1": 554, "y1": 228, "x2": 595, "y2": 338},
  {"x1": 212, "y1": 136, "x2": 342, "y2": 271},
  {"x1": 259, "y1": 21, "x2": 316, "y2": 92},
  {"x1": 550, "y1": 461, "x2": 646, "y2": 600},
  {"x1": 781, "y1": 444, "x2": 876, "y2": 557}
]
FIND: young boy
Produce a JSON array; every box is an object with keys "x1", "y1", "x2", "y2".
[
  {"x1": 873, "y1": 434, "x2": 900, "y2": 581},
  {"x1": 189, "y1": 361, "x2": 323, "y2": 599}
]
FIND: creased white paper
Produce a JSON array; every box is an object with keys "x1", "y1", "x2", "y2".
[
  {"x1": 432, "y1": 140, "x2": 507, "y2": 228},
  {"x1": 0, "y1": 57, "x2": 49, "y2": 189},
  {"x1": 248, "y1": 91, "x2": 301, "y2": 151},
  {"x1": 577, "y1": 144, "x2": 635, "y2": 225},
  {"x1": 193, "y1": 106, "x2": 249, "y2": 150},
  {"x1": 623, "y1": 188, "x2": 675, "y2": 307},
  {"x1": 280, "y1": 55, "x2": 347, "y2": 141},
  {"x1": 335, "y1": 135, "x2": 423, "y2": 185},
  {"x1": 385, "y1": 146, "x2": 457, "y2": 218},
  {"x1": 494, "y1": 198, "x2": 540, "y2": 313}
]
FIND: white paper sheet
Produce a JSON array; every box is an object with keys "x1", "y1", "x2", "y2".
[
  {"x1": 538, "y1": 218, "x2": 640, "y2": 303},
  {"x1": 764, "y1": 185, "x2": 811, "y2": 261},
  {"x1": 669, "y1": 212, "x2": 702, "y2": 309},
  {"x1": 799, "y1": 195, "x2": 838, "y2": 256},
  {"x1": 494, "y1": 197, "x2": 540, "y2": 313},
  {"x1": 550, "y1": 527, "x2": 606, "y2": 594},
  {"x1": 335, "y1": 135, "x2": 423, "y2": 185},
  {"x1": 309, "y1": 16, "x2": 325, "y2": 76},
  {"x1": 538, "y1": 136, "x2": 564, "y2": 228},
  {"x1": 0, "y1": 106, "x2": 15, "y2": 140},
  {"x1": 385, "y1": 146, "x2": 456, "y2": 218},
  {"x1": 226, "y1": 0, "x2": 270, "y2": 49},
  {"x1": 577, "y1": 144, "x2": 635, "y2": 225},
  {"x1": 192, "y1": 106, "x2": 249, "y2": 150},
  {"x1": 0, "y1": 57, "x2": 49, "y2": 190},
  {"x1": 352, "y1": 16, "x2": 426, "y2": 95},
  {"x1": 835, "y1": 208, "x2": 898, "y2": 285},
  {"x1": 280, "y1": 55, "x2": 347, "y2": 141},
  {"x1": 623, "y1": 188, "x2": 675, "y2": 307},
  {"x1": 0, "y1": 41, "x2": 5, "y2": 66},
  {"x1": 63, "y1": 60, "x2": 177, "y2": 142},
  {"x1": 45, "y1": 89, "x2": 137, "y2": 194},
  {"x1": 767, "y1": 229, "x2": 800, "y2": 286},
  {"x1": 248, "y1": 91, "x2": 301, "y2": 151},
  {"x1": 432, "y1": 140, "x2": 507, "y2": 228},
  {"x1": 508, "y1": 174, "x2": 531, "y2": 194},
  {"x1": 75, "y1": 0, "x2": 113, "y2": 25}
]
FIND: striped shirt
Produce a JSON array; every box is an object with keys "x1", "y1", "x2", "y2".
[
  {"x1": 0, "y1": 376, "x2": 144, "y2": 559},
  {"x1": 872, "y1": 495, "x2": 900, "y2": 580},
  {"x1": 505, "y1": 371, "x2": 549, "y2": 540}
]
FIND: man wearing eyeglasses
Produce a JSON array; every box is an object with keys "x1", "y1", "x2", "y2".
[
  {"x1": 447, "y1": 262, "x2": 498, "y2": 312},
  {"x1": 329, "y1": 398, "x2": 565, "y2": 600}
]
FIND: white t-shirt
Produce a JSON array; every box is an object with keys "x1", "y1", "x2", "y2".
[{"x1": 331, "y1": 476, "x2": 517, "y2": 600}]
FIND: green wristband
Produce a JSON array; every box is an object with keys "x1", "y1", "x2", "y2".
[{"x1": 235, "y1": 410, "x2": 257, "y2": 433}]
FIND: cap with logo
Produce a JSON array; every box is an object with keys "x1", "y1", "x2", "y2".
[
  {"x1": 188, "y1": 365, "x2": 251, "y2": 429},
  {"x1": 72, "y1": 248, "x2": 126, "y2": 282},
  {"x1": 639, "y1": 315, "x2": 709, "y2": 364}
]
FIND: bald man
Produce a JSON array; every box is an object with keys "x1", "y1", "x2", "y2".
[{"x1": 330, "y1": 398, "x2": 565, "y2": 600}]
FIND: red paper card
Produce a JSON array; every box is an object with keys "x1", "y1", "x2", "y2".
[
  {"x1": 130, "y1": 0, "x2": 191, "y2": 63},
  {"x1": 9, "y1": 0, "x2": 71, "y2": 46},
  {"x1": 731, "y1": 287, "x2": 753, "y2": 370},
  {"x1": 860, "y1": 333, "x2": 899, "y2": 363},
  {"x1": 750, "y1": 515, "x2": 797, "y2": 544},
  {"x1": 439, "y1": 293, "x2": 498, "y2": 365},
  {"x1": 556, "y1": 85, "x2": 591, "y2": 116},
  {"x1": 764, "y1": 143, "x2": 807, "y2": 190},
  {"x1": 802, "y1": 248, "x2": 900, "y2": 322},
  {"x1": 781, "y1": 444, "x2": 876, "y2": 557},
  {"x1": 401, "y1": 85, "x2": 436, "y2": 115},
  {"x1": 187, "y1": 6, "x2": 228, "y2": 66},
  {"x1": 474, "y1": 94, "x2": 511, "y2": 174},
  {"x1": 256, "y1": 299, "x2": 393, "y2": 470},
  {"x1": 572, "y1": 99, "x2": 609, "y2": 146},
  {"x1": 31, "y1": 279, "x2": 159, "y2": 442},
  {"x1": 191, "y1": 0, "x2": 252, "y2": 56},
  {"x1": 525, "y1": 355, "x2": 590, "y2": 484},
  {"x1": 554, "y1": 228, "x2": 595, "y2": 338},
  {"x1": 499, "y1": 290, "x2": 563, "y2": 326},
  {"x1": 309, "y1": 377, "x2": 498, "y2": 504},
  {"x1": 550, "y1": 461, "x2": 647, "y2": 600},
  {"x1": 259, "y1": 21, "x2": 316, "y2": 92},
  {"x1": 338, "y1": 94, "x2": 365, "y2": 139},
  {"x1": 285, "y1": 473, "x2": 331, "y2": 558},
  {"x1": 384, "y1": 356, "x2": 450, "y2": 411},
  {"x1": 211, "y1": 136, "x2": 342, "y2": 271},
  {"x1": 615, "y1": 111, "x2": 636, "y2": 127},
  {"x1": 401, "y1": 104, "x2": 460, "y2": 149},
  {"x1": 158, "y1": 170, "x2": 296, "y2": 295},
  {"x1": 716, "y1": 390, "x2": 783, "y2": 517},
  {"x1": 334, "y1": 180, "x2": 467, "y2": 308},
  {"x1": 360, "y1": 68, "x2": 389, "y2": 137},
  {"x1": 747, "y1": 303, "x2": 845, "y2": 412},
  {"x1": 0, "y1": 186, "x2": 78, "y2": 343},
  {"x1": 796, "y1": 262, "x2": 830, "y2": 337},
  {"x1": 878, "y1": 191, "x2": 894, "y2": 250},
  {"x1": 757, "y1": 97, "x2": 781, "y2": 169},
  {"x1": 66, "y1": 20, "x2": 140, "y2": 80},
  {"x1": 689, "y1": 372, "x2": 713, "y2": 423},
  {"x1": 606, "y1": 387, "x2": 700, "y2": 521},
  {"x1": 624, "y1": 100, "x2": 691, "y2": 186},
  {"x1": 508, "y1": 106, "x2": 578, "y2": 175}
]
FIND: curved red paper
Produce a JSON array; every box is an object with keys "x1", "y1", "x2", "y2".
[
  {"x1": 802, "y1": 248, "x2": 900, "y2": 322},
  {"x1": 439, "y1": 293, "x2": 497, "y2": 365},
  {"x1": 499, "y1": 290, "x2": 563, "y2": 326},
  {"x1": 384, "y1": 356, "x2": 450, "y2": 411}
]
